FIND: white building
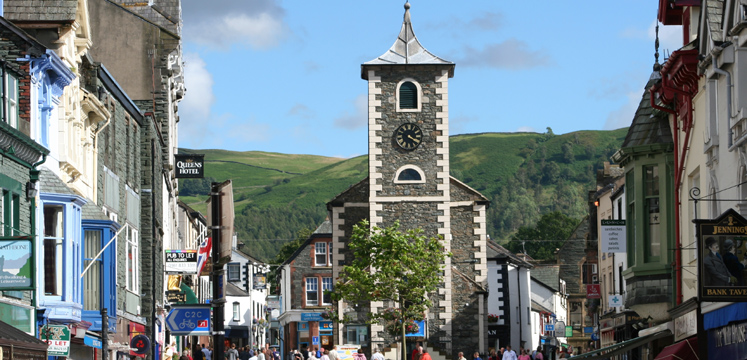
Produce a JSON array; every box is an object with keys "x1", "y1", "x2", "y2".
[{"x1": 487, "y1": 241, "x2": 533, "y2": 352}]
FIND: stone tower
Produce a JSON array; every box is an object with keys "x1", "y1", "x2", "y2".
[{"x1": 328, "y1": 2, "x2": 490, "y2": 355}]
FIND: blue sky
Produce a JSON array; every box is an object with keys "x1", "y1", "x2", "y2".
[{"x1": 179, "y1": 1, "x2": 682, "y2": 158}]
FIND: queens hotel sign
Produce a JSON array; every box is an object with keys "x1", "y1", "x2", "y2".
[{"x1": 174, "y1": 154, "x2": 205, "y2": 178}]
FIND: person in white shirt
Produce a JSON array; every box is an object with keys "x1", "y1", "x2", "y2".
[
  {"x1": 502, "y1": 346, "x2": 517, "y2": 360},
  {"x1": 372, "y1": 349, "x2": 385, "y2": 360}
]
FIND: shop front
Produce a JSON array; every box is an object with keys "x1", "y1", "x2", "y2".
[{"x1": 703, "y1": 302, "x2": 747, "y2": 359}]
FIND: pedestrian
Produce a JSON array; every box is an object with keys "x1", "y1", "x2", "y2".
[
  {"x1": 239, "y1": 347, "x2": 249, "y2": 360},
  {"x1": 472, "y1": 352, "x2": 482, "y2": 360},
  {"x1": 258, "y1": 349, "x2": 266, "y2": 360},
  {"x1": 488, "y1": 349, "x2": 498, "y2": 360},
  {"x1": 457, "y1": 352, "x2": 467, "y2": 360},
  {"x1": 180, "y1": 350, "x2": 190, "y2": 360},
  {"x1": 309, "y1": 347, "x2": 318, "y2": 360},
  {"x1": 502, "y1": 346, "x2": 517, "y2": 360},
  {"x1": 411, "y1": 343, "x2": 422, "y2": 360},
  {"x1": 517, "y1": 349, "x2": 530, "y2": 360},
  {"x1": 534, "y1": 346, "x2": 544, "y2": 360},
  {"x1": 249, "y1": 349, "x2": 258, "y2": 360},
  {"x1": 321, "y1": 350, "x2": 331, "y2": 360},
  {"x1": 372, "y1": 348, "x2": 385, "y2": 360},
  {"x1": 353, "y1": 349, "x2": 366, "y2": 360},
  {"x1": 273, "y1": 349, "x2": 281, "y2": 360},
  {"x1": 328, "y1": 346, "x2": 339, "y2": 360},
  {"x1": 420, "y1": 349, "x2": 432, "y2": 360},
  {"x1": 226, "y1": 344, "x2": 240, "y2": 360},
  {"x1": 294, "y1": 350, "x2": 303, "y2": 360}
]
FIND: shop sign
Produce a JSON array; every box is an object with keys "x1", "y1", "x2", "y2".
[
  {"x1": 601, "y1": 220, "x2": 626, "y2": 252},
  {"x1": 674, "y1": 310, "x2": 697, "y2": 341},
  {"x1": 84, "y1": 334, "x2": 102, "y2": 349},
  {"x1": 165, "y1": 250, "x2": 198, "y2": 274},
  {"x1": 608, "y1": 294, "x2": 623, "y2": 308},
  {"x1": 166, "y1": 290, "x2": 187, "y2": 303},
  {"x1": 565, "y1": 326, "x2": 573, "y2": 337},
  {"x1": 587, "y1": 284, "x2": 601, "y2": 299},
  {"x1": 43, "y1": 324, "x2": 71, "y2": 356},
  {"x1": 0, "y1": 239, "x2": 33, "y2": 289},
  {"x1": 174, "y1": 154, "x2": 204, "y2": 178},
  {"x1": 695, "y1": 209, "x2": 747, "y2": 302},
  {"x1": 301, "y1": 313, "x2": 323, "y2": 322},
  {"x1": 253, "y1": 273, "x2": 267, "y2": 290},
  {"x1": 708, "y1": 319, "x2": 747, "y2": 359}
]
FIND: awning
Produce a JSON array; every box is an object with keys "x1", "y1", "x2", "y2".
[
  {"x1": 704, "y1": 302, "x2": 747, "y2": 331},
  {"x1": 573, "y1": 330, "x2": 672, "y2": 360},
  {"x1": 225, "y1": 326, "x2": 249, "y2": 339},
  {"x1": 653, "y1": 337, "x2": 698, "y2": 360}
]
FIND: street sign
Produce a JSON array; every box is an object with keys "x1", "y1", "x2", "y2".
[
  {"x1": 132, "y1": 335, "x2": 151, "y2": 354},
  {"x1": 312, "y1": 336, "x2": 319, "y2": 345},
  {"x1": 544, "y1": 324, "x2": 555, "y2": 332},
  {"x1": 166, "y1": 306, "x2": 211, "y2": 335},
  {"x1": 609, "y1": 294, "x2": 623, "y2": 307}
]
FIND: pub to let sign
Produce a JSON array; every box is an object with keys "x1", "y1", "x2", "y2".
[{"x1": 174, "y1": 154, "x2": 204, "y2": 178}]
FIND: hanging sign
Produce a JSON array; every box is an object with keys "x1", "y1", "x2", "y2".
[
  {"x1": 165, "y1": 250, "x2": 198, "y2": 274},
  {"x1": 601, "y1": 220, "x2": 626, "y2": 253},
  {"x1": 43, "y1": 325, "x2": 71, "y2": 356},
  {"x1": 0, "y1": 239, "x2": 33, "y2": 289},
  {"x1": 586, "y1": 284, "x2": 601, "y2": 299},
  {"x1": 696, "y1": 209, "x2": 747, "y2": 302},
  {"x1": 174, "y1": 154, "x2": 205, "y2": 178}
]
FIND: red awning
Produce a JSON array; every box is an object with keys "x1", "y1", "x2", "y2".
[{"x1": 654, "y1": 337, "x2": 698, "y2": 360}]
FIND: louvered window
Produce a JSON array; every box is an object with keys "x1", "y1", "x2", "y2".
[
  {"x1": 399, "y1": 82, "x2": 417, "y2": 109},
  {"x1": 83, "y1": 230, "x2": 102, "y2": 310}
]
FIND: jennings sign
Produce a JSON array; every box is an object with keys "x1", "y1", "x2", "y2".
[
  {"x1": 174, "y1": 154, "x2": 204, "y2": 178},
  {"x1": 696, "y1": 208, "x2": 747, "y2": 302}
]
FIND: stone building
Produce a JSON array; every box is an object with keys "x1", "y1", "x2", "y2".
[
  {"x1": 277, "y1": 220, "x2": 335, "y2": 352},
  {"x1": 327, "y1": 3, "x2": 490, "y2": 356}
]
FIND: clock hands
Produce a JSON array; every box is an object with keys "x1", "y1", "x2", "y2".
[{"x1": 407, "y1": 135, "x2": 421, "y2": 143}]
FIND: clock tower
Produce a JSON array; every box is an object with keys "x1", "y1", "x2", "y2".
[{"x1": 329, "y1": 2, "x2": 489, "y2": 355}]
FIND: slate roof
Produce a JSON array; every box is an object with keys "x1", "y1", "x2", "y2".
[
  {"x1": 620, "y1": 72, "x2": 673, "y2": 148},
  {"x1": 39, "y1": 168, "x2": 77, "y2": 195},
  {"x1": 705, "y1": 0, "x2": 725, "y2": 43},
  {"x1": 0, "y1": 319, "x2": 48, "y2": 351},
  {"x1": 487, "y1": 239, "x2": 533, "y2": 269},
  {"x1": 283, "y1": 219, "x2": 332, "y2": 265},
  {"x1": 363, "y1": 3, "x2": 452, "y2": 68},
  {"x1": 532, "y1": 265, "x2": 560, "y2": 292},
  {"x1": 226, "y1": 281, "x2": 248, "y2": 296},
  {"x1": 4, "y1": 0, "x2": 78, "y2": 22}
]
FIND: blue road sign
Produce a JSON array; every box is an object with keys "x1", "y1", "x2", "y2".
[
  {"x1": 312, "y1": 336, "x2": 319, "y2": 345},
  {"x1": 545, "y1": 324, "x2": 555, "y2": 332},
  {"x1": 166, "y1": 306, "x2": 211, "y2": 335}
]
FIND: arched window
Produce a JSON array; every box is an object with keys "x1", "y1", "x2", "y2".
[
  {"x1": 399, "y1": 81, "x2": 417, "y2": 109},
  {"x1": 398, "y1": 169, "x2": 421, "y2": 181},
  {"x1": 394, "y1": 165, "x2": 425, "y2": 184}
]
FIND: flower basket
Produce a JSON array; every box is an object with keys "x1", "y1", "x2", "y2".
[
  {"x1": 320, "y1": 310, "x2": 332, "y2": 319},
  {"x1": 385, "y1": 319, "x2": 419, "y2": 336},
  {"x1": 487, "y1": 314, "x2": 499, "y2": 323}
]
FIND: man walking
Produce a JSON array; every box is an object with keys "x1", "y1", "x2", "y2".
[
  {"x1": 502, "y1": 346, "x2": 517, "y2": 360},
  {"x1": 225, "y1": 344, "x2": 240, "y2": 360}
]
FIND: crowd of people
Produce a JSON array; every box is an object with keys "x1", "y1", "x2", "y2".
[{"x1": 163, "y1": 342, "x2": 282, "y2": 360}]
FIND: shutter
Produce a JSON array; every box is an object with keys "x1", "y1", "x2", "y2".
[{"x1": 399, "y1": 82, "x2": 417, "y2": 109}]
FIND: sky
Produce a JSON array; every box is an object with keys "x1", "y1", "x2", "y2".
[{"x1": 178, "y1": 0, "x2": 682, "y2": 159}]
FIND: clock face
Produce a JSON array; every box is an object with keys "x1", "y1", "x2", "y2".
[{"x1": 395, "y1": 123, "x2": 423, "y2": 150}]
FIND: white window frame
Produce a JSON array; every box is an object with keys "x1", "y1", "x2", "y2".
[
  {"x1": 227, "y1": 263, "x2": 241, "y2": 281},
  {"x1": 322, "y1": 277, "x2": 333, "y2": 305},
  {"x1": 393, "y1": 165, "x2": 426, "y2": 184},
  {"x1": 306, "y1": 277, "x2": 318, "y2": 306},
  {"x1": 2, "y1": 71, "x2": 18, "y2": 129},
  {"x1": 395, "y1": 78, "x2": 422, "y2": 113},
  {"x1": 315, "y1": 242, "x2": 328, "y2": 267},
  {"x1": 126, "y1": 227, "x2": 139, "y2": 293},
  {"x1": 233, "y1": 302, "x2": 240, "y2": 322}
]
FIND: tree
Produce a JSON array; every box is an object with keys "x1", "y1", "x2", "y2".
[
  {"x1": 507, "y1": 211, "x2": 578, "y2": 261},
  {"x1": 329, "y1": 220, "x2": 450, "y2": 360}
]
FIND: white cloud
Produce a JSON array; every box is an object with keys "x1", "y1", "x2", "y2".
[
  {"x1": 288, "y1": 104, "x2": 315, "y2": 119},
  {"x1": 333, "y1": 94, "x2": 368, "y2": 130},
  {"x1": 458, "y1": 39, "x2": 552, "y2": 69},
  {"x1": 185, "y1": 12, "x2": 288, "y2": 50},
  {"x1": 179, "y1": 53, "x2": 217, "y2": 148},
  {"x1": 603, "y1": 91, "x2": 640, "y2": 130},
  {"x1": 515, "y1": 126, "x2": 536, "y2": 133}
]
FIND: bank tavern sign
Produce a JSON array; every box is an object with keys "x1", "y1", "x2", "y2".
[
  {"x1": 695, "y1": 208, "x2": 747, "y2": 302},
  {"x1": 174, "y1": 154, "x2": 204, "y2": 178}
]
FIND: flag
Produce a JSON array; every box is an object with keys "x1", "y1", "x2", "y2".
[{"x1": 196, "y1": 237, "x2": 211, "y2": 275}]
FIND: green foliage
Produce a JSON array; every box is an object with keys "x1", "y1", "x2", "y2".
[
  {"x1": 180, "y1": 128, "x2": 626, "y2": 261},
  {"x1": 507, "y1": 211, "x2": 579, "y2": 261},
  {"x1": 329, "y1": 221, "x2": 449, "y2": 351},
  {"x1": 179, "y1": 177, "x2": 216, "y2": 197}
]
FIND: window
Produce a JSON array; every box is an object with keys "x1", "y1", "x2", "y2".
[
  {"x1": 396, "y1": 79, "x2": 421, "y2": 112},
  {"x1": 399, "y1": 82, "x2": 417, "y2": 109},
  {"x1": 322, "y1": 277, "x2": 333, "y2": 305},
  {"x1": 1, "y1": 190, "x2": 19, "y2": 236},
  {"x1": 233, "y1": 302, "x2": 240, "y2": 322},
  {"x1": 227, "y1": 263, "x2": 241, "y2": 281},
  {"x1": 645, "y1": 165, "x2": 660, "y2": 260},
  {"x1": 83, "y1": 230, "x2": 102, "y2": 310},
  {"x1": 43, "y1": 205, "x2": 64, "y2": 296},
  {"x1": 306, "y1": 277, "x2": 318, "y2": 306},
  {"x1": 315, "y1": 242, "x2": 328, "y2": 266},
  {"x1": 346, "y1": 325, "x2": 367, "y2": 345},
  {"x1": 126, "y1": 186, "x2": 140, "y2": 228},
  {"x1": 626, "y1": 170, "x2": 636, "y2": 266},
  {"x1": 1, "y1": 70, "x2": 18, "y2": 128},
  {"x1": 127, "y1": 227, "x2": 139, "y2": 293},
  {"x1": 394, "y1": 165, "x2": 425, "y2": 184},
  {"x1": 103, "y1": 167, "x2": 120, "y2": 212}
]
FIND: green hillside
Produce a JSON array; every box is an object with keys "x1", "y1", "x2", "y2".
[{"x1": 180, "y1": 128, "x2": 627, "y2": 261}]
